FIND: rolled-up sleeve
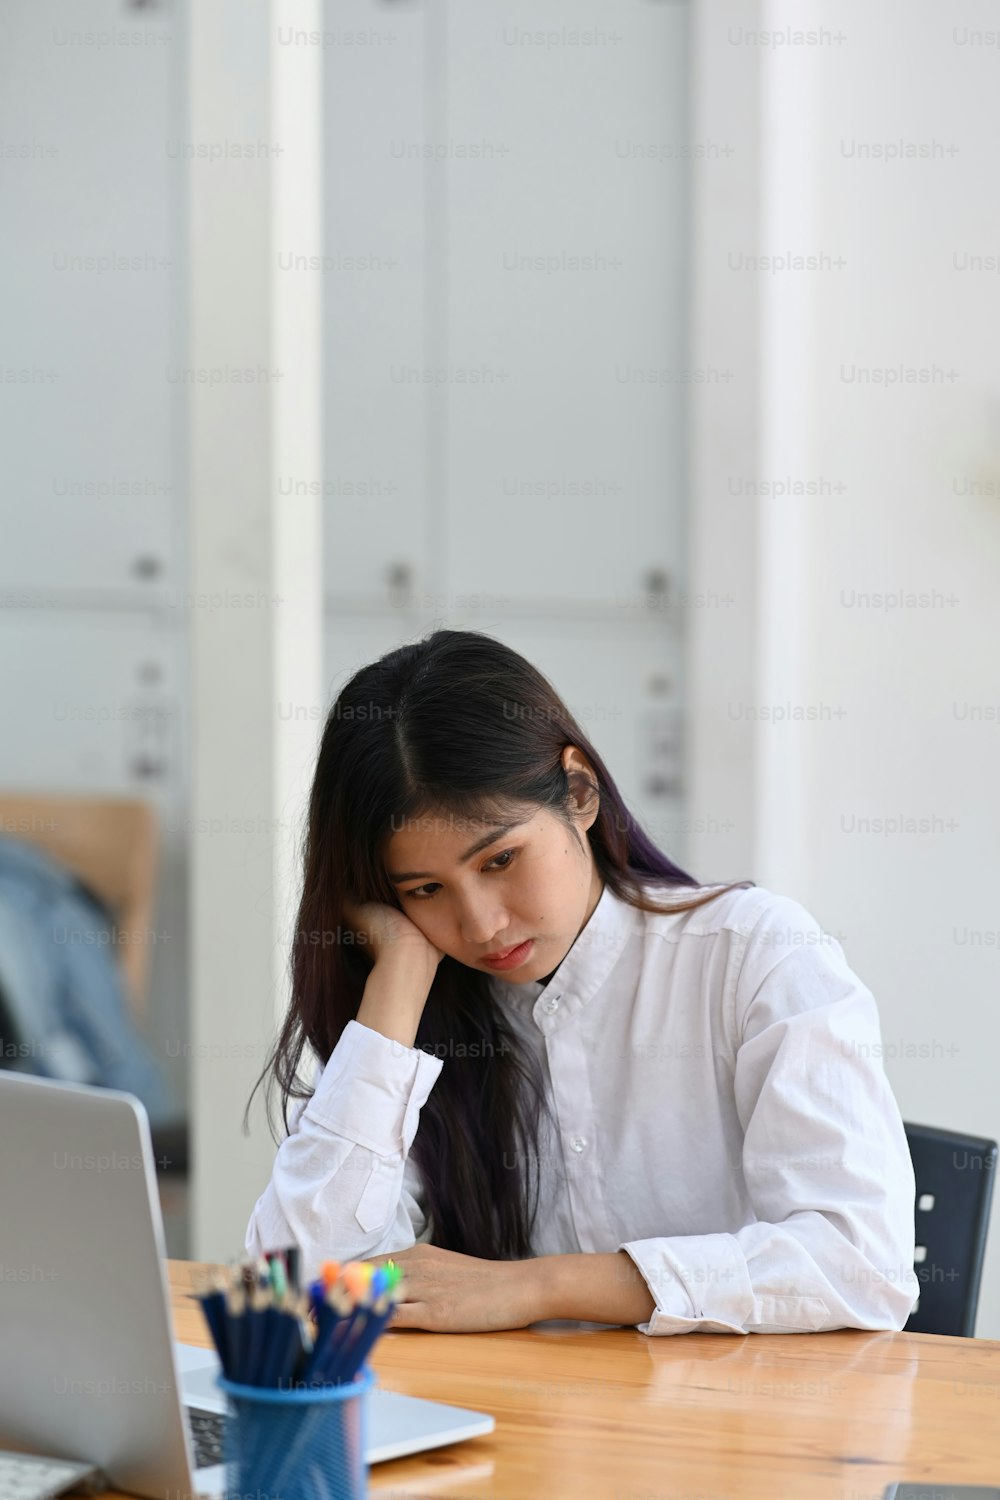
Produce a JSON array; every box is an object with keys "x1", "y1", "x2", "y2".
[
  {"x1": 619, "y1": 896, "x2": 920, "y2": 1336},
  {"x1": 245, "y1": 1019, "x2": 443, "y2": 1284}
]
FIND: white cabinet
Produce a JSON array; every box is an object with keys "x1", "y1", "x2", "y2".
[
  {"x1": 0, "y1": 0, "x2": 181, "y2": 600},
  {"x1": 321, "y1": 0, "x2": 690, "y2": 613},
  {"x1": 0, "y1": 615, "x2": 185, "y2": 801},
  {"x1": 321, "y1": 0, "x2": 430, "y2": 605},
  {"x1": 443, "y1": 0, "x2": 689, "y2": 607}
]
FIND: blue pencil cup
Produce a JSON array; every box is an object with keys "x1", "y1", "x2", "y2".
[{"x1": 217, "y1": 1366, "x2": 375, "y2": 1500}]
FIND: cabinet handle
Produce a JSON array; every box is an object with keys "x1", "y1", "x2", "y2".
[{"x1": 386, "y1": 561, "x2": 413, "y2": 600}]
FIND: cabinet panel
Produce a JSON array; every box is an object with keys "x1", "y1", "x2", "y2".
[
  {"x1": 321, "y1": 0, "x2": 429, "y2": 605},
  {"x1": 443, "y1": 0, "x2": 690, "y2": 606},
  {"x1": 0, "y1": 0, "x2": 181, "y2": 599},
  {"x1": 0, "y1": 615, "x2": 185, "y2": 802}
]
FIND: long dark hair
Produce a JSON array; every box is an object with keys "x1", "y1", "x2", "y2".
[{"x1": 247, "y1": 629, "x2": 752, "y2": 1258}]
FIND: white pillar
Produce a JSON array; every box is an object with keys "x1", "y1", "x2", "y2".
[
  {"x1": 188, "y1": 0, "x2": 323, "y2": 1260},
  {"x1": 688, "y1": 0, "x2": 817, "y2": 895},
  {"x1": 688, "y1": 0, "x2": 765, "y2": 885}
]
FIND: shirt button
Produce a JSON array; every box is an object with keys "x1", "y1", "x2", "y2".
[
  {"x1": 569, "y1": 1135, "x2": 587, "y2": 1153},
  {"x1": 542, "y1": 994, "x2": 561, "y2": 1014}
]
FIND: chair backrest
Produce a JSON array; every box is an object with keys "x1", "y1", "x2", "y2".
[
  {"x1": 903, "y1": 1121, "x2": 997, "y2": 1337},
  {"x1": 0, "y1": 793, "x2": 158, "y2": 1023}
]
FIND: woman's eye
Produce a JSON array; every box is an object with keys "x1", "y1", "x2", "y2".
[{"x1": 402, "y1": 849, "x2": 517, "y2": 901}]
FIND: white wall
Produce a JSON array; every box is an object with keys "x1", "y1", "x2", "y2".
[{"x1": 691, "y1": 0, "x2": 1000, "y2": 1335}]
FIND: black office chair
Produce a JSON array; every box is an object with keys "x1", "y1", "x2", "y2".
[{"x1": 902, "y1": 1122, "x2": 997, "y2": 1337}]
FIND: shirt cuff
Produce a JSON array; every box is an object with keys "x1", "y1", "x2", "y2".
[
  {"x1": 618, "y1": 1233, "x2": 756, "y2": 1335},
  {"x1": 303, "y1": 1019, "x2": 444, "y2": 1155}
]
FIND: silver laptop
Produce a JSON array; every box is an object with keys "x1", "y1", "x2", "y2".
[{"x1": 0, "y1": 1072, "x2": 494, "y2": 1498}]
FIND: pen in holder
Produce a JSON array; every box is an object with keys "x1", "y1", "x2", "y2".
[{"x1": 193, "y1": 1248, "x2": 402, "y2": 1500}]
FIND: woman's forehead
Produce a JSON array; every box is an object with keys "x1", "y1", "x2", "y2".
[
  {"x1": 388, "y1": 796, "x2": 528, "y2": 839},
  {"x1": 381, "y1": 801, "x2": 545, "y2": 868}
]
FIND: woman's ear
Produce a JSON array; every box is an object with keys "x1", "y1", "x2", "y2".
[{"x1": 560, "y1": 744, "x2": 600, "y2": 831}]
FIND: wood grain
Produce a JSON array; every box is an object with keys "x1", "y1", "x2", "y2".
[{"x1": 98, "y1": 1259, "x2": 1000, "y2": 1498}]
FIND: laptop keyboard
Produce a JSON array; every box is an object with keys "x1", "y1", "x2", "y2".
[
  {"x1": 0, "y1": 1450, "x2": 103, "y2": 1499},
  {"x1": 186, "y1": 1407, "x2": 229, "y2": 1470}
]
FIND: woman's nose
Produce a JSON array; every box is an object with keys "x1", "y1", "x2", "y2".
[{"x1": 457, "y1": 894, "x2": 508, "y2": 948}]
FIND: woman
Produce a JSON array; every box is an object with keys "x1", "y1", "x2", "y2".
[{"x1": 245, "y1": 629, "x2": 919, "y2": 1337}]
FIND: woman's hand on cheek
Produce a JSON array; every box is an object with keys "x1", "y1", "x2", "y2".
[
  {"x1": 367, "y1": 1244, "x2": 544, "y2": 1333},
  {"x1": 341, "y1": 896, "x2": 445, "y2": 973}
]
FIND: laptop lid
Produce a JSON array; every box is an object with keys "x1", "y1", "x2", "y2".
[{"x1": 0, "y1": 1071, "x2": 202, "y2": 1500}]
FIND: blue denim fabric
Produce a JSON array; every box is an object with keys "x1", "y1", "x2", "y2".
[{"x1": 0, "y1": 835, "x2": 176, "y2": 1124}]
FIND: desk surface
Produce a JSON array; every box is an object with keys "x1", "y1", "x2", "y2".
[{"x1": 108, "y1": 1259, "x2": 1000, "y2": 1499}]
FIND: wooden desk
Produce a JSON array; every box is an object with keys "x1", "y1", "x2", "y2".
[{"x1": 109, "y1": 1260, "x2": 1000, "y2": 1498}]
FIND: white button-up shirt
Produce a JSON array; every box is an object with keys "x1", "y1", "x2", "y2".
[{"x1": 245, "y1": 881, "x2": 920, "y2": 1336}]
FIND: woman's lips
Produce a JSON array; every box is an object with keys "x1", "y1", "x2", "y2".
[{"x1": 482, "y1": 939, "x2": 534, "y2": 971}]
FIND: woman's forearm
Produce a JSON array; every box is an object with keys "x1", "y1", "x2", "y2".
[
  {"x1": 530, "y1": 1251, "x2": 657, "y2": 1327},
  {"x1": 355, "y1": 952, "x2": 437, "y2": 1050}
]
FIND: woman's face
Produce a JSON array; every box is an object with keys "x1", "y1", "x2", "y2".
[{"x1": 383, "y1": 786, "x2": 604, "y2": 983}]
